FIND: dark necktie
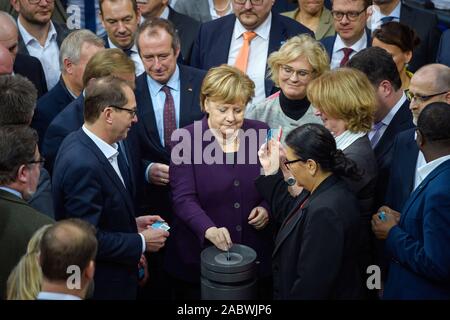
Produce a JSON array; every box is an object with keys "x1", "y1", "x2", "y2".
[
  {"x1": 117, "y1": 141, "x2": 132, "y2": 193},
  {"x1": 380, "y1": 16, "x2": 395, "y2": 24},
  {"x1": 161, "y1": 85, "x2": 177, "y2": 148},
  {"x1": 123, "y1": 48, "x2": 133, "y2": 57},
  {"x1": 84, "y1": 0, "x2": 97, "y2": 33},
  {"x1": 340, "y1": 47, "x2": 354, "y2": 67}
]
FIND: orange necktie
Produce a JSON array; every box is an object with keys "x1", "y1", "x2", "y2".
[{"x1": 234, "y1": 31, "x2": 257, "y2": 73}]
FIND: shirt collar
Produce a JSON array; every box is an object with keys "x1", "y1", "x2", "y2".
[
  {"x1": 234, "y1": 12, "x2": 272, "y2": 41},
  {"x1": 37, "y1": 292, "x2": 82, "y2": 300},
  {"x1": 147, "y1": 65, "x2": 180, "y2": 97},
  {"x1": 107, "y1": 37, "x2": 138, "y2": 54},
  {"x1": 18, "y1": 19, "x2": 57, "y2": 46},
  {"x1": 335, "y1": 130, "x2": 366, "y2": 151},
  {"x1": 0, "y1": 186, "x2": 23, "y2": 199},
  {"x1": 417, "y1": 155, "x2": 450, "y2": 184},
  {"x1": 140, "y1": 6, "x2": 169, "y2": 24},
  {"x1": 82, "y1": 125, "x2": 119, "y2": 160},
  {"x1": 334, "y1": 31, "x2": 367, "y2": 54},
  {"x1": 379, "y1": 92, "x2": 407, "y2": 126}
]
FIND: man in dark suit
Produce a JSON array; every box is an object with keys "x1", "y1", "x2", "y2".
[
  {"x1": 348, "y1": 47, "x2": 414, "y2": 209},
  {"x1": 32, "y1": 30, "x2": 105, "y2": 148},
  {"x1": 11, "y1": 0, "x2": 70, "y2": 90},
  {"x1": 100, "y1": 0, "x2": 145, "y2": 75},
  {"x1": 372, "y1": 0, "x2": 441, "y2": 72},
  {"x1": 134, "y1": 18, "x2": 206, "y2": 217},
  {"x1": 320, "y1": 0, "x2": 371, "y2": 69},
  {"x1": 372, "y1": 102, "x2": 450, "y2": 299},
  {"x1": 0, "y1": 74, "x2": 54, "y2": 218},
  {"x1": 52, "y1": 76, "x2": 169, "y2": 300},
  {"x1": 137, "y1": 0, "x2": 200, "y2": 64},
  {"x1": 0, "y1": 11, "x2": 48, "y2": 97},
  {"x1": 0, "y1": 126, "x2": 54, "y2": 299},
  {"x1": 42, "y1": 48, "x2": 137, "y2": 174},
  {"x1": 190, "y1": 0, "x2": 312, "y2": 104},
  {"x1": 385, "y1": 64, "x2": 450, "y2": 212}
]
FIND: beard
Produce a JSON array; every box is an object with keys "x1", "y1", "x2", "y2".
[{"x1": 21, "y1": 9, "x2": 52, "y2": 26}]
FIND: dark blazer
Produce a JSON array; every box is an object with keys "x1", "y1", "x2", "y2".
[
  {"x1": 17, "y1": 22, "x2": 69, "y2": 55},
  {"x1": 190, "y1": 13, "x2": 313, "y2": 97},
  {"x1": 42, "y1": 94, "x2": 84, "y2": 173},
  {"x1": 255, "y1": 173, "x2": 364, "y2": 299},
  {"x1": 165, "y1": 117, "x2": 273, "y2": 283},
  {"x1": 373, "y1": 99, "x2": 414, "y2": 209},
  {"x1": 133, "y1": 65, "x2": 206, "y2": 216},
  {"x1": 0, "y1": 189, "x2": 53, "y2": 299},
  {"x1": 400, "y1": 3, "x2": 441, "y2": 72},
  {"x1": 28, "y1": 167, "x2": 54, "y2": 219},
  {"x1": 383, "y1": 160, "x2": 450, "y2": 299},
  {"x1": 320, "y1": 29, "x2": 372, "y2": 64},
  {"x1": 32, "y1": 78, "x2": 75, "y2": 149},
  {"x1": 13, "y1": 53, "x2": 48, "y2": 98},
  {"x1": 437, "y1": 29, "x2": 450, "y2": 67},
  {"x1": 52, "y1": 129, "x2": 142, "y2": 300},
  {"x1": 385, "y1": 128, "x2": 419, "y2": 212},
  {"x1": 168, "y1": 6, "x2": 201, "y2": 64}
]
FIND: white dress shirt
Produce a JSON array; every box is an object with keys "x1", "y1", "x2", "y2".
[
  {"x1": 17, "y1": 20, "x2": 60, "y2": 90},
  {"x1": 37, "y1": 292, "x2": 82, "y2": 300},
  {"x1": 107, "y1": 38, "x2": 145, "y2": 76},
  {"x1": 330, "y1": 31, "x2": 368, "y2": 70},
  {"x1": 82, "y1": 126, "x2": 146, "y2": 252},
  {"x1": 227, "y1": 13, "x2": 272, "y2": 104},
  {"x1": 141, "y1": 5, "x2": 169, "y2": 24},
  {"x1": 368, "y1": 92, "x2": 407, "y2": 143},
  {"x1": 208, "y1": 0, "x2": 232, "y2": 20},
  {"x1": 369, "y1": 1, "x2": 401, "y2": 31},
  {"x1": 335, "y1": 130, "x2": 367, "y2": 151},
  {"x1": 415, "y1": 155, "x2": 450, "y2": 189}
]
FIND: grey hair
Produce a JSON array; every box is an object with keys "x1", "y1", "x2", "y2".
[{"x1": 59, "y1": 29, "x2": 105, "y2": 73}]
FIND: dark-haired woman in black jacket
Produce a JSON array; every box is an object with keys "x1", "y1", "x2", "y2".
[{"x1": 256, "y1": 123, "x2": 365, "y2": 299}]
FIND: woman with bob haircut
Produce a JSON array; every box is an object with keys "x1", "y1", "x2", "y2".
[
  {"x1": 307, "y1": 68, "x2": 378, "y2": 287},
  {"x1": 166, "y1": 65, "x2": 274, "y2": 299},
  {"x1": 246, "y1": 34, "x2": 328, "y2": 143},
  {"x1": 256, "y1": 123, "x2": 365, "y2": 299}
]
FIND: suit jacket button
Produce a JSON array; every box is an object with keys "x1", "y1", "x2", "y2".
[
  {"x1": 234, "y1": 202, "x2": 240, "y2": 209},
  {"x1": 234, "y1": 180, "x2": 240, "y2": 187},
  {"x1": 236, "y1": 225, "x2": 242, "y2": 232}
]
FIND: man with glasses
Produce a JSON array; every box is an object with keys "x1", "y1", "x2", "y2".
[
  {"x1": 190, "y1": 0, "x2": 313, "y2": 104},
  {"x1": 11, "y1": 0, "x2": 70, "y2": 90},
  {"x1": 321, "y1": 0, "x2": 371, "y2": 69},
  {"x1": 385, "y1": 64, "x2": 450, "y2": 212},
  {"x1": 0, "y1": 125, "x2": 54, "y2": 299},
  {"x1": 52, "y1": 76, "x2": 169, "y2": 300}
]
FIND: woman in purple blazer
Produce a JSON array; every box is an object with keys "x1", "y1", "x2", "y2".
[{"x1": 165, "y1": 65, "x2": 274, "y2": 299}]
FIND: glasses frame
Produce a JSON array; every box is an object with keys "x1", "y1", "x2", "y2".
[
  {"x1": 331, "y1": 8, "x2": 366, "y2": 21},
  {"x1": 284, "y1": 158, "x2": 304, "y2": 170},
  {"x1": 234, "y1": 0, "x2": 264, "y2": 6},
  {"x1": 27, "y1": 157, "x2": 46, "y2": 168},
  {"x1": 110, "y1": 105, "x2": 138, "y2": 117},
  {"x1": 28, "y1": 0, "x2": 54, "y2": 4},
  {"x1": 405, "y1": 89, "x2": 449, "y2": 103},
  {"x1": 280, "y1": 64, "x2": 315, "y2": 80}
]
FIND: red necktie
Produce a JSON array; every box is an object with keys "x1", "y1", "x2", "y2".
[
  {"x1": 162, "y1": 86, "x2": 176, "y2": 147},
  {"x1": 340, "y1": 48, "x2": 354, "y2": 67}
]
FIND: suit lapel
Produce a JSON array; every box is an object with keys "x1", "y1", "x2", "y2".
[
  {"x1": 402, "y1": 131, "x2": 420, "y2": 194},
  {"x1": 77, "y1": 130, "x2": 135, "y2": 216},
  {"x1": 213, "y1": 16, "x2": 235, "y2": 65},
  {"x1": 179, "y1": 65, "x2": 195, "y2": 128}
]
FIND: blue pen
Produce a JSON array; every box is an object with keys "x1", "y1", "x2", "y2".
[
  {"x1": 266, "y1": 129, "x2": 272, "y2": 150},
  {"x1": 378, "y1": 211, "x2": 387, "y2": 222}
]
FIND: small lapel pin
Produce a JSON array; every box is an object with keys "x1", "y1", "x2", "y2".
[{"x1": 188, "y1": 87, "x2": 193, "y2": 92}]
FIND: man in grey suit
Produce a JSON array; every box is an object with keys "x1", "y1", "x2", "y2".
[{"x1": 0, "y1": 126, "x2": 54, "y2": 299}]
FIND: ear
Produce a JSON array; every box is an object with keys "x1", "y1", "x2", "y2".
[
  {"x1": 404, "y1": 50, "x2": 413, "y2": 64},
  {"x1": 444, "y1": 91, "x2": 450, "y2": 104},
  {"x1": 85, "y1": 260, "x2": 95, "y2": 281},
  {"x1": 306, "y1": 159, "x2": 317, "y2": 176},
  {"x1": 378, "y1": 80, "x2": 392, "y2": 97},
  {"x1": 64, "y1": 58, "x2": 73, "y2": 75},
  {"x1": 136, "y1": 8, "x2": 141, "y2": 25},
  {"x1": 104, "y1": 107, "x2": 114, "y2": 124},
  {"x1": 16, "y1": 164, "x2": 29, "y2": 185},
  {"x1": 416, "y1": 129, "x2": 424, "y2": 149},
  {"x1": 204, "y1": 99, "x2": 211, "y2": 114},
  {"x1": 10, "y1": 0, "x2": 20, "y2": 13},
  {"x1": 174, "y1": 46, "x2": 181, "y2": 60}
]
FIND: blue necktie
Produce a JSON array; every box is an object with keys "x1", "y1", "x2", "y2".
[
  {"x1": 380, "y1": 16, "x2": 395, "y2": 25},
  {"x1": 84, "y1": 0, "x2": 97, "y2": 33}
]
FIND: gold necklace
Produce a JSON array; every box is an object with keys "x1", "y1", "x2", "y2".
[{"x1": 214, "y1": 0, "x2": 231, "y2": 13}]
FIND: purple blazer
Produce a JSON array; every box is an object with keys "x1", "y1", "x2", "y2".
[{"x1": 165, "y1": 116, "x2": 274, "y2": 283}]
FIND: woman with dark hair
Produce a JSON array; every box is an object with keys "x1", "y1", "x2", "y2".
[
  {"x1": 256, "y1": 123, "x2": 365, "y2": 299},
  {"x1": 372, "y1": 22, "x2": 421, "y2": 91}
]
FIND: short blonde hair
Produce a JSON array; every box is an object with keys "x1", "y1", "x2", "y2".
[
  {"x1": 200, "y1": 64, "x2": 255, "y2": 111},
  {"x1": 307, "y1": 68, "x2": 376, "y2": 133},
  {"x1": 267, "y1": 34, "x2": 330, "y2": 87},
  {"x1": 6, "y1": 225, "x2": 52, "y2": 300}
]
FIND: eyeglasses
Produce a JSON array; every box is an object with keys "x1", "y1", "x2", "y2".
[
  {"x1": 280, "y1": 65, "x2": 314, "y2": 80},
  {"x1": 331, "y1": 8, "x2": 366, "y2": 21},
  {"x1": 284, "y1": 158, "x2": 304, "y2": 170},
  {"x1": 405, "y1": 89, "x2": 449, "y2": 103},
  {"x1": 110, "y1": 105, "x2": 138, "y2": 117},
  {"x1": 28, "y1": 0, "x2": 54, "y2": 4},
  {"x1": 234, "y1": 0, "x2": 264, "y2": 6},
  {"x1": 27, "y1": 157, "x2": 45, "y2": 168}
]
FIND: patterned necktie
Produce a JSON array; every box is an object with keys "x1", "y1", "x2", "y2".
[
  {"x1": 380, "y1": 16, "x2": 395, "y2": 24},
  {"x1": 370, "y1": 122, "x2": 384, "y2": 148},
  {"x1": 340, "y1": 47, "x2": 354, "y2": 67},
  {"x1": 234, "y1": 31, "x2": 257, "y2": 73},
  {"x1": 161, "y1": 85, "x2": 177, "y2": 148}
]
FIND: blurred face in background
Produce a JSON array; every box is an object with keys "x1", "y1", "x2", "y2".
[
  {"x1": 372, "y1": 38, "x2": 412, "y2": 76},
  {"x1": 299, "y1": 0, "x2": 324, "y2": 15},
  {"x1": 332, "y1": 0, "x2": 368, "y2": 46}
]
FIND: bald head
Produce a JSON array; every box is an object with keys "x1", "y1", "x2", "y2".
[
  {"x1": 0, "y1": 45, "x2": 13, "y2": 75},
  {"x1": 413, "y1": 64, "x2": 450, "y2": 93},
  {"x1": 0, "y1": 12, "x2": 19, "y2": 62}
]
